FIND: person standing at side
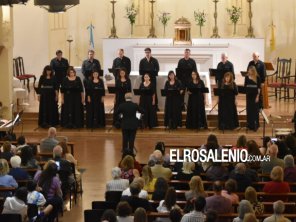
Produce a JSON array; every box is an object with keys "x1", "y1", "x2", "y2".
[
  {"x1": 85, "y1": 70, "x2": 106, "y2": 128},
  {"x1": 37, "y1": 65, "x2": 59, "y2": 128},
  {"x1": 81, "y1": 49, "x2": 101, "y2": 80},
  {"x1": 50, "y1": 50, "x2": 69, "y2": 89},
  {"x1": 61, "y1": 67, "x2": 84, "y2": 128},
  {"x1": 218, "y1": 72, "x2": 239, "y2": 130},
  {"x1": 186, "y1": 71, "x2": 207, "y2": 129},
  {"x1": 245, "y1": 66, "x2": 261, "y2": 131},
  {"x1": 112, "y1": 49, "x2": 131, "y2": 77},
  {"x1": 115, "y1": 93, "x2": 143, "y2": 155}
]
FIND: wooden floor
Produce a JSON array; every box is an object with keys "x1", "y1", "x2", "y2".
[{"x1": 9, "y1": 88, "x2": 296, "y2": 222}]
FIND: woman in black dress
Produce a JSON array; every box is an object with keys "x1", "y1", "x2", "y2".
[
  {"x1": 245, "y1": 66, "x2": 261, "y2": 131},
  {"x1": 186, "y1": 71, "x2": 207, "y2": 129},
  {"x1": 164, "y1": 70, "x2": 183, "y2": 129},
  {"x1": 139, "y1": 73, "x2": 158, "y2": 128},
  {"x1": 218, "y1": 72, "x2": 239, "y2": 130},
  {"x1": 37, "y1": 65, "x2": 59, "y2": 128},
  {"x1": 113, "y1": 68, "x2": 132, "y2": 128},
  {"x1": 61, "y1": 66, "x2": 84, "y2": 128},
  {"x1": 85, "y1": 70, "x2": 105, "y2": 128}
]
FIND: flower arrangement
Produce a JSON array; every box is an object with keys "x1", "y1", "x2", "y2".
[
  {"x1": 194, "y1": 10, "x2": 207, "y2": 37},
  {"x1": 226, "y1": 5, "x2": 242, "y2": 24},
  {"x1": 125, "y1": 3, "x2": 138, "y2": 35},
  {"x1": 158, "y1": 12, "x2": 171, "y2": 37}
]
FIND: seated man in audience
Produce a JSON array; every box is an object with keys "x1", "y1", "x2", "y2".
[
  {"x1": 181, "y1": 196, "x2": 206, "y2": 222},
  {"x1": 151, "y1": 150, "x2": 172, "y2": 181},
  {"x1": 122, "y1": 177, "x2": 148, "y2": 199},
  {"x1": 120, "y1": 182, "x2": 152, "y2": 212},
  {"x1": 40, "y1": 127, "x2": 59, "y2": 154},
  {"x1": 261, "y1": 144, "x2": 284, "y2": 174},
  {"x1": 205, "y1": 181, "x2": 232, "y2": 214},
  {"x1": 229, "y1": 163, "x2": 253, "y2": 192},
  {"x1": 8, "y1": 156, "x2": 30, "y2": 180},
  {"x1": 106, "y1": 167, "x2": 129, "y2": 191},
  {"x1": 16, "y1": 135, "x2": 29, "y2": 153},
  {"x1": 263, "y1": 200, "x2": 291, "y2": 222}
]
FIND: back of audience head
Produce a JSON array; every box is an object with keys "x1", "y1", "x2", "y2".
[
  {"x1": 153, "y1": 150, "x2": 163, "y2": 164},
  {"x1": 0, "y1": 158, "x2": 9, "y2": 175},
  {"x1": 206, "y1": 134, "x2": 219, "y2": 148},
  {"x1": 101, "y1": 209, "x2": 117, "y2": 222},
  {"x1": 116, "y1": 201, "x2": 132, "y2": 217},
  {"x1": 235, "y1": 163, "x2": 246, "y2": 175},
  {"x1": 270, "y1": 166, "x2": 284, "y2": 182},
  {"x1": 20, "y1": 145, "x2": 34, "y2": 165},
  {"x1": 48, "y1": 127, "x2": 57, "y2": 138},
  {"x1": 39, "y1": 160, "x2": 58, "y2": 190},
  {"x1": 284, "y1": 154, "x2": 294, "y2": 168},
  {"x1": 155, "y1": 142, "x2": 165, "y2": 156},
  {"x1": 154, "y1": 177, "x2": 168, "y2": 193},
  {"x1": 285, "y1": 135, "x2": 296, "y2": 150},
  {"x1": 17, "y1": 135, "x2": 26, "y2": 145},
  {"x1": 164, "y1": 187, "x2": 177, "y2": 210},
  {"x1": 27, "y1": 180, "x2": 38, "y2": 192},
  {"x1": 132, "y1": 177, "x2": 145, "y2": 189},
  {"x1": 182, "y1": 161, "x2": 195, "y2": 174},
  {"x1": 263, "y1": 136, "x2": 271, "y2": 149},
  {"x1": 238, "y1": 200, "x2": 254, "y2": 219},
  {"x1": 244, "y1": 186, "x2": 258, "y2": 203},
  {"x1": 236, "y1": 135, "x2": 247, "y2": 148},
  {"x1": 212, "y1": 181, "x2": 223, "y2": 193},
  {"x1": 130, "y1": 182, "x2": 141, "y2": 196},
  {"x1": 10, "y1": 155, "x2": 21, "y2": 168},
  {"x1": 169, "y1": 208, "x2": 182, "y2": 222},
  {"x1": 3, "y1": 141, "x2": 11, "y2": 152},
  {"x1": 134, "y1": 208, "x2": 147, "y2": 222},
  {"x1": 224, "y1": 179, "x2": 237, "y2": 194},
  {"x1": 194, "y1": 196, "x2": 206, "y2": 211},
  {"x1": 53, "y1": 145, "x2": 63, "y2": 158},
  {"x1": 189, "y1": 176, "x2": 204, "y2": 194},
  {"x1": 246, "y1": 140, "x2": 261, "y2": 155},
  {"x1": 267, "y1": 144, "x2": 279, "y2": 157},
  {"x1": 111, "y1": 167, "x2": 121, "y2": 180},
  {"x1": 205, "y1": 210, "x2": 218, "y2": 222},
  {"x1": 243, "y1": 213, "x2": 257, "y2": 222},
  {"x1": 58, "y1": 141, "x2": 69, "y2": 156},
  {"x1": 273, "y1": 200, "x2": 285, "y2": 214},
  {"x1": 15, "y1": 187, "x2": 28, "y2": 203},
  {"x1": 120, "y1": 155, "x2": 134, "y2": 171},
  {"x1": 142, "y1": 165, "x2": 153, "y2": 183}
]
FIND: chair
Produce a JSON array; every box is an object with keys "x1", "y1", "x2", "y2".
[
  {"x1": 267, "y1": 57, "x2": 292, "y2": 99},
  {"x1": 283, "y1": 59, "x2": 296, "y2": 100},
  {"x1": 84, "y1": 209, "x2": 105, "y2": 222},
  {"x1": 0, "y1": 214, "x2": 22, "y2": 222},
  {"x1": 13, "y1": 57, "x2": 36, "y2": 92},
  {"x1": 92, "y1": 201, "x2": 117, "y2": 210},
  {"x1": 105, "y1": 191, "x2": 122, "y2": 204}
]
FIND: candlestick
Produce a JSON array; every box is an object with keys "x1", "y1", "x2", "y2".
[
  {"x1": 67, "y1": 35, "x2": 73, "y2": 64},
  {"x1": 211, "y1": 0, "x2": 220, "y2": 38},
  {"x1": 147, "y1": 0, "x2": 157, "y2": 38},
  {"x1": 246, "y1": 0, "x2": 255, "y2": 38},
  {"x1": 109, "y1": 0, "x2": 118, "y2": 38}
]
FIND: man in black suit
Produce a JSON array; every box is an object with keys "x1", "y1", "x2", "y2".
[
  {"x1": 115, "y1": 93, "x2": 143, "y2": 155},
  {"x1": 217, "y1": 52, "x2": 235, "y2": 79},
  {"x1": 81, "y1": 50, "x2": 101, "y2": 80},
  {"x1": 50, "y1": 50, "x2": 69, "y2": 88},
  {"x1": 112, "y1": 49, "x2": 131, "y2": 77}
]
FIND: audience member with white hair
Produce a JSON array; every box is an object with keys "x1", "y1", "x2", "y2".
[
  {"x1": 40, "y1": 127, "x2": 59, "y2": 154},
  {"x1": 283, "y1": 154, "x2": 296, "y2": 182},
  {"x1": 106, "y1": 167, "x2": 129, "y2": 191},
  {"x1": 217, "y1": 52, "x2": 235, "y2": 81},
  {"x1": 8, "y1": 155, "x2": 30, "y2": 180},
  {"x1": 233, "y1": 200, "x2": 254, "y2": 222},
  {"x1": 229, "y1": 163, "x2": 253, "y2": 192},
  {"x1": 261, "y1": 144, "x2": 284, "y2": 174},
  {"x1": 263, "y1": 200, "x2": 291, "y2": 222},
  {"x1": 176, "y1": 161, "x2": 195, "y2": 181},
  {"x1": 122, "y1": 177, "x2": 148, "y2": 199},
  {"x1": 150, "y1": 150, "x2": 172, "y2": 181}
]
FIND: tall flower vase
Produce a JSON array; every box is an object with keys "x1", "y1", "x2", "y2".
[
  {"x1": 233, "y1": 22, "x2": 237, "y2": 36},
  {"x1": 163, "y1": 25, "x2": 166, "y2": 38},
  {"x1": 199, "y1": 25, "x2": 203, "y2": 37},
  {"x1": 130, "y1": 23, "x2": 134, "y2": 37}
]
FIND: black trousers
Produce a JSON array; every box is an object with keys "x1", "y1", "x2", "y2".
[{"x1": 122, "y1": 129, "x2": 137, "y2": 153}]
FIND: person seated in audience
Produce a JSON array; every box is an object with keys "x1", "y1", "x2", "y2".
[
  {"x1": 261, "y1": 144, "x2": 284, "y2": 174},
  {"x1": 8, "y1": 156, "x2": 30, "y2": 180},
  {"x1": 106, "y1": 167, "x2": 129, "y2": 191},
  {"x1": 246, "y1": 140, "x2": 261, "y2": 156},
  {"x1": 2, "y1": 187, "x2": 28, "y2": 221},
  {"x1": 229, "y1": 163, "x2": 253, "y2": 192},
  {"x1": 206, "y1": 161, "x2": 229, "y2": 181},
  {"x1": 122, "y1": 178, "x2": 148, "y2": 199},
  {"x1": 0, "y1": 158, "x2": 18, "y2": 188},
  {"x1": 149, "y1": 142, "x2": 170, "y2": 167},
  {"x1": 232, "y1": 135, "x2": 247, "y2": 149},
  {"x1": 151, "y1": 150, "x2": 172, "y2": 181},
  {"x1": 27, "y1": 180, "x2": 46, "y2": 206},
  {"x1": 120, "y1": 182, "x2": 152, "y2": 212},
  {"x1": 283, "y1": 155, "x2": 296, "y2": 183},
  {"x1": 205, "y1": 210, "x2": 218, "y2": 222},
  {"x1": 176, "y1": 161, "x2": 195, "y2": 181},
  {"x1": 276, "y1": 140, "x2": 291, "y2": 159},
  {"x1": 181, "y1": 196, "x2": 207, "y2": 222},
  {"x1": 101, "y1": 209, "x2": 117, "y2": 222},
  {"x1": 152, "y1": 177, "x2": 169, "y2": 201},
  {"x1": 185, "y1": 176, "x2": 207, "y2": 201},
  {"x1": 134, "y1": 207, "x2": 147, "y2": 222},
  {"x1": 263, "y1": 200, "x2": 291, "y2": 222},
  {"x1": 221, "y1": 179, "x2": 239, "y2": 204},
  {"x1": 260, "y1": 137, "x2": 272, "y2": 155},
  {"x1": 243, "y1": 213, "x2": 258, "y2": 222},
  {"x1": 157, "y1": 187, "x2": 181, "y2": 213},
  {"x1": 205, "y1": 181, "x2": 232, "y2": 214},
  {"x1": 142, "y1": 165, "x2": 157, "y2": 195},
  {"x1": 116, "y1": 201, "x2": 134, "y2": 222},
  {"x1": 263, "y1": 166, "x2": 290, "y2": 195},
  {"x1": 20, "y1": 145, "x2": 39, "y2": 169},
  {"x1": 244, "y1": 186, "x2": 264, "y2": 216},
  {"x1": 52, "y1": 145, "x2": 75, "y2": 199},
  {"x1": 233, "y1": 200, "x2": 254, "y2": 222},
  {"x1": 170, "y1": 208, "x2": 183, "y2": 222},
  {"x1": 120, "y1": 155, "x2": 140, "y2": 183},
  {"x1": 16, "y1": 135, "x2": 29, "y2": 153},
  {"x1": 0, "y1": 141, "x2": 14, "y2": 161},
  {"x1": 284, "y1": 135, "x2": 296, "y2": 156},
  {"x1": 40, "y1": 127, "x2": 59, "y2": 154}
]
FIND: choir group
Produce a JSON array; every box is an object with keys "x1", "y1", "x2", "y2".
[{"x1": 37, "y1": 48, "x2": 265, "y2": 131}]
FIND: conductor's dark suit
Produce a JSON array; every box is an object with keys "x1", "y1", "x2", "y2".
[{"x1": 115, "y1": 100, "x2": 142, "y2": 153}]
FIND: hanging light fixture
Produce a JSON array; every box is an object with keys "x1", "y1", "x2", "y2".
[{"x1": 34, "y1": 0, "x2": 79, "y2": 13}]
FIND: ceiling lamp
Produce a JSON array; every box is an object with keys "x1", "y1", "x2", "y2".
[{"x1": 34, "y1": 0, "x2": 79, "y2": 13}]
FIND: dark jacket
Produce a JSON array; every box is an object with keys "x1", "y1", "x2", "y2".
[
  {"x1": 120, "y1": 195, "x2": 152, "y2": 212},
  {"x1": 115, "y1": 101, "x2": 142, "y2": 130}
]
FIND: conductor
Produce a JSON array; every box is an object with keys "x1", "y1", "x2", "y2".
[{"x1": 115, "y1": 93, "x2": 143, "y2": 155}]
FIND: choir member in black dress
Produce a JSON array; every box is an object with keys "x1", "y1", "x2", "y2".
[
  {"x1": 217, "y1": 52, "x2": 235, "y2": 79},
  {"x1": 37, "y1": 65, "x2": 59, "y2": 128},
  {"x1": 61, "y1": 67, "x2": 84, "y2": 128},
  {"x1": 112, "y1": 49, "x2": 131, "y2": 77},
  {"x1": 139, "y1": 73, "x2": 158, "y2": 128},
  {"x1": 81, "y1": 50, "x2": 101, "y2": 80},
  {"x1": 113, "y1": 68, "x2": 132, "y2": 128},
  {"x1": 186, "y1": 71, "x2": 207, "y2": 129},
  {"x1": 164, "y1": 71, "x2": 183, "y2": 129},
  {"x1": 244, "y1": 66, "x2": 261, "y2": 131},
  {"x1": 218, "y1": 72, "x2": 239, "y2": 130},
  {"x1": 50, "y1": 50, "x2": 69, "y2": 88},
  {"x1": 85, "y1": 70, "x2": 106, "y2": 128}
]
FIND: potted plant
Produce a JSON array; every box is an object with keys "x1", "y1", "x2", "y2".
[
  {"x1": 158, "y1": 12, "x2": 171, "y2": 37},
  {"x1": 194, "y1": 10, "x2": 207, "y2": 37},
  {"x1": 226, "y1": 5, "x2": 242, "y2": 36},
  {"x1": 125, "y1": 3, "x2": 138, "y2": 36}
]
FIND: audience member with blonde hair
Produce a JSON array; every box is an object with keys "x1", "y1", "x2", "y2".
[
  {"x1": 233, "y1": 200, "x2": 254, "y2": 222},
  {"x1": 134, "y1": 207, "x2": 147, "y2": 222},
  {"x1": 176, "y1": 162, "x2": 195, "y2": 181},
  {"x1": 245, "y1": 186, "x2": 264, "y2": 215},
  {"x1": 141, "y1": 165, "x2": 157, "y2": 194},
  {"x1": 263, "y1": 200, "x2": 291, "y2": 222},
  {"x1": 0, "y1": 158, "x2": 18, "y2": 188},
  {"x1": 263, "y1": 166, "x2": 290, "y2": 195},
  {"x1": 221, "y1": 179, "x2": 239, "y2": 204},
  {"x1": 261, "y1": 144, "x2": 284, "y2": 174},
  {"x1": 185, "y1": 176, "x2": 207, "y2": 201}
]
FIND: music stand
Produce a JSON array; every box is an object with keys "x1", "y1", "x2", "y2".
[
  {"x1": 107, "y1": 86, "x2": 116, "y2": 94},
  {"x1": 209, "y1": 69, "x2": 228, "y2": 85},
  {"x1": 187, "y1": 87, "x2": 209, "y2": 94},
  {"x1": 94, "y1": 88, "x2": 106, "y2": 96},
  {"x1": 10, "y1": 110, "x2": 23, "y2": 135},
  {"x1": 139, "y1": 70, "x2": 158, "y2": 77},
  {"x1": 261, "y1": 110, "x2": 269, "y2": 144},
  {"x1": 240, "y1": 71, "x2": 248, "y2": 77},
  {"x1": 160, "y1": 89, "x2": 181, "y2": 97},
  {"x1": 108, "y1": 68, "x2": 121, "y2": 79},
  {"x1": 98, "y1": 69, "x2": 104, "y2": 77},
  {"x1": 264, "y1": 62, "x2": 275, "y2": 71},
  {"x1": 175, "y1": 68, "x2": 193, "y2": 83},
  {"x1": 133, "y1": 88, "x2": 154, "y2": 96}
]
